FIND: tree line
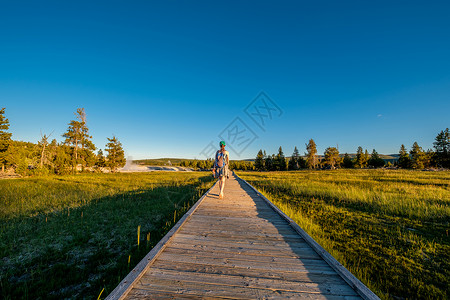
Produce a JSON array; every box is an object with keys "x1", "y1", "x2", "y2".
[
  {"x1": 254, "y1": 130, "x2": 449, "y2": 171},
  {"x1": 179, "y1": 159, "x2": 254, "y2": 171},
  {"x1": 0, "y1": 107, "x2": 126, "y2": 175}
]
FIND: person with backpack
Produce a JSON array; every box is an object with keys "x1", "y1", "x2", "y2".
[{"x1": 212, "y1": 140, "x2": 230, "y2": 199}]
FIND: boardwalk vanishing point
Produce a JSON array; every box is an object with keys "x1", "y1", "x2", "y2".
[{"x1": 107, "y1": 173, "x2": 379, "y2": 299}]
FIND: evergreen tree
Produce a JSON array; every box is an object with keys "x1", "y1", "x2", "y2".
[
  {"x1": 364, "y1": 149, "x2": 370, "y2": 167},
  {"x1": 433, "y1": 128, "x2": 449, "y2": 168},
  {"x1": 275, "y1": 146, "x2": 287, "y2": 171},
  {"x1": 105, "y1": 136, "x2": 126, "y2": 172},
  {"x1": 323, "y1": 147, "x2": 340, "y2": 169},
  {"x1": 38, "y1": 133, "x2": 51, "y2": 168},
  {"x1": 265, "y1": 154, "x2": 274, "y2": 171},
  {"x1": 424, "y1": 149, "x2": 435, "y2": 169},
  {"x1": 46, "y1": 139, "x2": 59, "y2": 172},
  {"x1": 62, "y1": 108, "x2": 96, "y2": 171},
  {"x1": 96, "y1": 149, "x2": 106, "y2": 168},
  {"x1": 297, "y1": 156, "x2": 307, "y2": 169},
  {"x1": 398, "y1": 144, "x2": 411, "y2": 169},
  {"x1": 288, "y1": 146, "x2": 300, "y2": 170},
  {"x1": 53, "y1": 143, "x2": 72, "y2": 175},
  {"x1": 305, "y1": 139, "x2": 318, "y2": 169},
  {"x1": 81, "y1": 148, "x2": 97, "y2": 169},
  {"x1": 254, "y1": 149, "x2": 265, "y2": 171},
  {"x1": 0, "y1": 108, "x2": 12, "y2": 172},
  {"x1": 410, "y1": 142, "x2": 425, "y2": 169},
  {"x1": 354, "y1": 146, "x2": 365, "y2": 168},
  {"x1": 368, "y1": 149, "x2": 385, "y2": 168},
  {"x1": 342, "y1": 153, "x2": 354, "y2": 168}
]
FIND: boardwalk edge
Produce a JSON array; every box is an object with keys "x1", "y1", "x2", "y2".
[
  {"x1": 234, "y1": 172, "x2": 380, "y2": 300},
  {"x1": 105, "y1": 179, "x2": 218, "y2": 300}
]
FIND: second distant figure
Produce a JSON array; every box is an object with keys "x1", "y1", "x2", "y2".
[{"x1": 212, "y1": 140, "x2": 230, "y2": 199}]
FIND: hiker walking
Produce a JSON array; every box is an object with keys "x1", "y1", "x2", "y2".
[{"x1": 212, "y1": 141, "x2": 229, "y2": 199}]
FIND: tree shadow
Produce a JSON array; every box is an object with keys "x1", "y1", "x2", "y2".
[{"x1": 1, "y1": 177, "x2": 214, "y2": 300}]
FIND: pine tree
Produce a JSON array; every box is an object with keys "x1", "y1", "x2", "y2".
[
  {"x1": 305, "y1": 139, "x2": 318, "y2": 169},
  {"x1": 276, "y1": 146, "x2": 287, "y2": 171},
  {"x1": 324, "y1": 147, "x2": 340, "y2": 169},
  {"x1": 105, "y1": 136, "x2": 126, "y2": 172},
  {"x1": 254, "y1": 149, "x2": 265, "y2": 171},
  {"x1": 354, "y1": 146, "x2": 365, "y2": 168},
  {"x1": 364, "y1": 150, "x2": 370, "y2": 167},
  {"x1": 433, "y1": 128, "x2": 449, "y2": 168},
  {"x1": 38, "y1": 133, "x2": 51, "y2": 168},
  {"x1": 297, "y1": 156, "x2": 307, "y2": 169},
  {"x1": 96, "y1": 149, "x2": 106, "y2": 168},
  {"x1": 62, "y1": 108, "x2": 96, "y2": 171},
  {"x1": 265, "y1": 154, "x2": 274, "y2": 171},
  {"x1": 424, "y1": 149, "x2": 435, "y2": 169},
  {"x1": 410, "y1": 142, "x2": 425, "y2": 169},
  {"x1": 398, "y1": 144, "x2": 411, "y2": 169},
  {"x1": 368, "y1": 149, "x2": 385, "y2": 168},
  {"x1": 288, "y1": 146, "x2": 300, "y2": 170},
  {"x1": 342, "y1": 153, "x2": 354, "y2": 168},
  {"x1": 53, "y1": 143, "x2": 72, "y2": 175},
  {"x1": 0, "y1": 108, "x2": 12, "y2": 172}
]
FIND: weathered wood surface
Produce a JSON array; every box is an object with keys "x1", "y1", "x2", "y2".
[{"x1": 108, "y1": 173, "x2": 379, "y2": 299}]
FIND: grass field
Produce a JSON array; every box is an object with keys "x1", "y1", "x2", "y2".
[
  {"x1": 0, "y1": 172, "x2": 214, "y2": 299},
  {"x1": 238, "y1": 170, "x2": 450, "y2": 300}
]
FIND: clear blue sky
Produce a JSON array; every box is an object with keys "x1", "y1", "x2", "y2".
[{"x1": 1, "y1": 1, "x2": 449, "y2": 159}]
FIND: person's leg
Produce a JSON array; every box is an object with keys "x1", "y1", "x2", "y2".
[
  {"x1": 219, "y1": 176, "x2": 226, "y2": 198},
  {"x1": 218, "y1": 176, "x2": 223, "y2": 197}
]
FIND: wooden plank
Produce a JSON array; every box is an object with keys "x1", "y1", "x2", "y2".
[
  {"x1": 126, "y1": 289, "x2": 225, "y2": 299},
  {"x1": 200, "y1": 201, "x2": 268, "y2": 206},
  {"x1": 193, "y1": 210, "x2": 279, "y2": 218},
  {"x1": 139, "y1": 268, "x2": 359, "y2": 296},
  {"x1": 167, "y1": 239, "x2": 310, "y2": 252},
  {"x1": 106, "y1": 181, "x2": 219, "y2": 300},
  {"x1": 175, "y1": 233, "x2": 304, "y2": 245},
  {"x1": 235, "y1": 173, "x2": 379, "y2": 300},
  {"x1": 156, "y1": 252, "x2": 335, "y2": 274},
  {"x1": 178, "y1": 226, "x2": 305, "y2": 241},
  {"x1": 166, "y1": 242, "x2": 320, "y2": 260},
  {"x1": 160, "y1": 247, "x2": 334, "y2": 267},
  {"x1": 151, "y1": 260, "x2": 346, "y2": 285},
  {"x1": 172, "y1": 232, "x2": 312, "y2": 248},
  {"x1": 128, "y1": 287, "x2": 251, "y2": 300},
  {"x1": 139, "y1": 268, "x2": 356, "y2": 296},
  {"x1": 194, "y1": 206, "x2": 284, "y2": 214},
  {"x1": 187, "y1": 215, "x2": 290, "y2": 226},
  {"x1": 186, "y1": 220, "x2": 292, "y2": 232},
  {"x1": 197, "y1": 204, "x2": 276, "y2": 211},
  {"x1": 189, "y1": 214, "x2": 289, "y2": 224},
  {"x1": 132, "y1": 277, "x2": 361, "y2": 300},
  {"x1": 129, "y1": 287, "x2": 362, "y2": 300},
  {"x1": 193, "y1": 210, "x2": 287, "y2": 219}
]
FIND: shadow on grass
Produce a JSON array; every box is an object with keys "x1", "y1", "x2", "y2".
[{"x1": 0, "y1": 176, "x2": 214, "y2": 300}]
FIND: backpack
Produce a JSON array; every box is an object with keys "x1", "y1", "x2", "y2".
[{"x1": 216, "y1": 151, "x2": 226, "y2": 168}]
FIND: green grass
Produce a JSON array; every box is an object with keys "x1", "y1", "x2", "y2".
[
  {"x1": 0, "y1": 172, "x2": 214, "y2": 299},
  {"x1": 237, "y1": 169, "x2": 450, "y2": 300}
]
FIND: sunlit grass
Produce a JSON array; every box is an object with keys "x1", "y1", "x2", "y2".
[
  {"x1": 238, "y1": 169, "x2": 450, "y2": 299},
  {"x1": 0, "y1": 172, "x2": 214, "y2": 299}
]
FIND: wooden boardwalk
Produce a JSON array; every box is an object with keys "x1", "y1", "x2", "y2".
[{"x1": 107, "y1": 173, "x2": 378, "y2": 299}]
